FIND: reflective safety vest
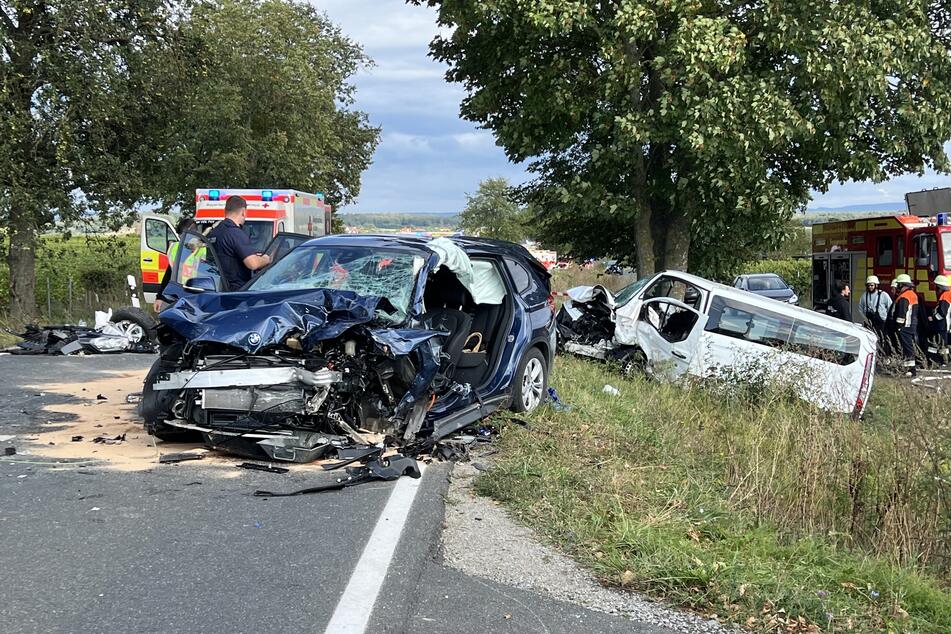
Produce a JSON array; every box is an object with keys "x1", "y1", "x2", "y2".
[
  {"x1": 935, "y1": 289, "x2": 951, "y2": 331},
  {"x1": 895, "y1": 289, "x2": 919, "y2": 329}
]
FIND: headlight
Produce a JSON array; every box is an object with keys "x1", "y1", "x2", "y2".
[{"x1": 788, "y1": 294, "x2": 799, "y2": 304}]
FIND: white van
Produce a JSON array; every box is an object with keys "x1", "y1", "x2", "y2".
[{"x1": 558, "y1": 271, "x2": 877, "y2": 416}]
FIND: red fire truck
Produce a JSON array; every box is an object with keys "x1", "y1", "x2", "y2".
[
  {"x1": 811, "y1": 188, "x2": 951, "y2": 320},
  {"x1": 140, "y1": 188, "x2": 332, "y2": 303}
]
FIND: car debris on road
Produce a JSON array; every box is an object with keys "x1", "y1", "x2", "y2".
[{"x1": 5, "y1": 309, "x2": 157, "y2": 356}]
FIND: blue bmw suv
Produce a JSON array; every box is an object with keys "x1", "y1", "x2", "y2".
[{"x1": 141, "y1": 233, "x2": 556, "y2": 462}]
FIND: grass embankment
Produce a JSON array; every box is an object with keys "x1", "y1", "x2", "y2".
[{"x1": 479, "y1": 357, "x2": 950, "y2": 632}]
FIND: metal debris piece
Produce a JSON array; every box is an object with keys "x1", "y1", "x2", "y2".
[
  {"x1": 125, "y1": 393, "x2": 142, "y2": 404},
  {"x1": 237, "y1": 462, "x2": 290, "y2": 474},
  {"x1": 4, "y1": 447, "x2": 15, "y2": 456},
  {"x1": 254, "y1": 454, "x2": 420, "y2": 497},
  {"x1": 71, "y1": 435, "x2": 83, "y2": 442},
  {"x1": 321, "y1": 445, "x2": 383, "y2": 471},
  {"x1": 159, "y1": 452, "x2": 205, "y2": 464}
]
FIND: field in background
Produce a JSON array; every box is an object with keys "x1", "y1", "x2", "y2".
[
  {"x1": 481, "y1": 357, "x2": 950, "y2": 632},
  {"x1": 0, "y1": 234, "x2": 140, "y2": 345}
]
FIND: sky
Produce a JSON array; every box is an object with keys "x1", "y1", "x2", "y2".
[{"x1": 312, "y1": 1, "x2": 948, "y2": 213}]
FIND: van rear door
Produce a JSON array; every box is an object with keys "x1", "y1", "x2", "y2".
[{"x1": 140, "y1": 214, "x2": 178, "y2": 304}]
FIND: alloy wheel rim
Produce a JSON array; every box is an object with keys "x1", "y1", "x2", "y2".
[{"x1": 522, "y1": 357, "x2": 544, "y2": 410}]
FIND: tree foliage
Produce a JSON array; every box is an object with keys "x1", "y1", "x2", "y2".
[
  {"x1": 0, "y1": 0, "x2": 179, "y2": 314},
  {"x1": 0, "y1": 0, "x2": 379, "y2": 315},
  {"x1": 140, "y1": 0, "x2": 379, "y2": 214},
  {"x1": 413, "y1": 0, "x2": 951, "y2": 277},
  {"x1": 458, "y1": 177, "x2": 530, "y2": 242}
]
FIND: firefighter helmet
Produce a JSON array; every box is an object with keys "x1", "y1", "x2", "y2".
[
  {"x1": 866, "y1": 275, "x2": 880, "y2": 285},
  {"x1": 935, "y1": 275, "x2": 950, "y2": 288},
  {"x1": 895, "y1": 273, "x2": 913, "y2": 286}
]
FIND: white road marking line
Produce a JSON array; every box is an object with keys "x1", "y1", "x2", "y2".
[{"x1": 323, "y1": 465, "x2": 426, "y2": 634}]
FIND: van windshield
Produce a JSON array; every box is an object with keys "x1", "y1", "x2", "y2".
[
  {"x1": 704, "y1": 295, "x2": 860, "y2": 365},
  {"x1": 613, "y1": 276, "x2": 651, "y2": 306}
]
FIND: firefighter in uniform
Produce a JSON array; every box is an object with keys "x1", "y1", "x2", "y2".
[
  {"x1": 892, "y1": 274, "x2": 919, "y2": 376},
  {"x1": 927, "y1": 275, "x2": 951, "y2": 363}
]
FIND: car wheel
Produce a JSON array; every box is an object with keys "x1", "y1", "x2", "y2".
[
  {"x1": 512, "y1": 348, "x2": 548, "y2": 413},
  {"x1": 141, "y1": 346, "x2": 200, "y2": 442},
  {"x1": 110, "y1": 307, "x2": 158, "y2": 346},
  {"x1": 617, "y1": 348, "x2": 647, "y2": 377}
]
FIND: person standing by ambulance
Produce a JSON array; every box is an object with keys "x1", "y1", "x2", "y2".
[
  {"x1": 859, "y1": 275, "x2": 891, "y2": 339},
  {"x1": 208, "y1": 195, "x2": 272, "y2": 291},
  {"x1": 892, "y1": 274, "x2": 919, "y2": 376}
]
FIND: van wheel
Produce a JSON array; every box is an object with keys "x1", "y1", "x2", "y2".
[
  {"x1": 110, "y1": 307, "x2": 158, "y2": 346},
  {"x1": 512, "y1": 348, "x2": 548, "y2": 413},
  {"x1": 617, "y1": 348, "x2": 647, "y2": 377}
]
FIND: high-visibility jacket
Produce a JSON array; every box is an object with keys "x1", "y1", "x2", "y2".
[
  {"x1": 933, "y1": 289, "x2": 951, "y2": 332},
  {"x1": 894, "y1": 289, "x2": 918, "y2": 330}
]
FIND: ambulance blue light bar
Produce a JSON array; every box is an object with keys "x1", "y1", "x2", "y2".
[
  {"x1": 209, "y1": 189, "x2": 221, "y2": 201},
  {"x1": 262, "y1": 190, "x2": 274, "y2": 201}
]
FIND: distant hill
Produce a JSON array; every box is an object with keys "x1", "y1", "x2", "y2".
[{"x1": 806, "y1": 201, "x2": 905, "y2": 213}]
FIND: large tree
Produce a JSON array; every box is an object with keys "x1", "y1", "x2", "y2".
[
  {"x1": 413, "y1": 1, "x2": 951, "y2": 277},
  {"x1": 139, "y1": 0, "x2": 380, "y2": 215},
  {"x1": 0, "y1": 0, "x2": 180, "y2": 316},
  {"x1": 458, "y1": 177, "x2": 530, "y2": 242}
]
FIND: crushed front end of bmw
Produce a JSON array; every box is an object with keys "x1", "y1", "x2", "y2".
[{"x1": 147, "y1": 284, "x2": 446, "y2": 463}]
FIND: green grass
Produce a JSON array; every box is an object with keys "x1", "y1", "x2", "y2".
[{"x1": 478, "y1": 357, "x2": 950, "y2": 632}]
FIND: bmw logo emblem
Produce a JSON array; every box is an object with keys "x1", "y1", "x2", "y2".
[{"x1": 248, "y1": 333, "x2": 262, "y2": 345}]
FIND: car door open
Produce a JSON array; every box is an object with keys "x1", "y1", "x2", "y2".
[
  {"x1": 634, "y1": 297, "x2": 707, "y2": 378},
  {"x1": 162, "y1": 230, "x2": 224, "y2": 303}
]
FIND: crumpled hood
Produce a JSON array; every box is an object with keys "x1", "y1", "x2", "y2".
[{"x1": 160, "y1": 288, "x2": 391, "y2": 354}]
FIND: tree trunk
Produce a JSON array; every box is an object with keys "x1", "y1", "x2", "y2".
[
  {"x1": 7, "y1": 210, "x2": 37, "y2": 318},
  {"x1": 661, "y1": 203, "x2": 691, "y2": 272},
  {"x1": 633, "y1": 201, "x2": 655, "y2": 278}
]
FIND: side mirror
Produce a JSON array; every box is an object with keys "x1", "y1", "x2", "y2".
[{"x1": 183, "y1": 276, "x2": 217, "y2": 293}]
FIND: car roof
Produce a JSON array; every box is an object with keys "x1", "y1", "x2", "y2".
[
  {"x1": 659, "y1": 270, "x2": 871, "y2": 338},
  {"x1": 301, "y1": 234, "x2": 550, "y2": 277}
]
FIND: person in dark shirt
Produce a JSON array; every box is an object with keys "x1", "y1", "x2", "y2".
[
  {"x1": 207, "y1": 195, "x2": 271, "y2": 290},
  {"x1": 826, "y1": 281, "x2": 853, "y2": 322}
]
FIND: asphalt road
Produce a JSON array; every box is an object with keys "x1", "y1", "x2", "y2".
[{"x1": 0, "y1": 354, "x2": 671, "y2": 633}]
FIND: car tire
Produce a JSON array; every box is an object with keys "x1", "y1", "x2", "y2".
[
  {"x1": 141, "y1": 345, "x2": 199, "y2": 442},
  {"x1": 617, "y1": 347, "x2": 647, "y2": 377},
  {"x1": 512, "y1": 347, "x2": 548, "y2": 413},
  {"x1": 110, "y1": 307, "x2": 158, "y2": 346}
]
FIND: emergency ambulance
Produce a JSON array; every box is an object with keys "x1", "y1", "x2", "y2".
[
  {"x1": 140, "y1": 188, "x2": 332, "y2": 303},
  {"x1": 811, "y1": 187, "x2": 951, "y2": 320}
]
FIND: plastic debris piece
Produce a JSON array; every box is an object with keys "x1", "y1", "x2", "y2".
[
  {"x1": 159, "y1": 452, "x2": 204, "y2": 464},
  {"x1": 602, "y1": 384, "x2": 620, "y2": 396},
  {"x1": 4, "y1": 447, "x2": 15, "y2": 456},
  {"x1": 96, "y1": 394, "x2": 107, "y2": 400},
  {"x1": 237, "y1": 462, "x2": 289, "y2": 474},
  {"x1": 125, "y1": 393, "x2": 142, "y2": 404},
  {"x1": 71, "y1": 435, "x2": 83, "y2": 442},
  {"x1": 547, "y1": 386, "x2": 571, "y2": 412}
]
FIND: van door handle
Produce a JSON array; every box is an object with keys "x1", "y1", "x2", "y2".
[
  {"x1": 143, "y1": 257, "x2": 153, "y2": 263},
  {"x1": 672, "y1": 350, "x2": 687, "y2": 360}
]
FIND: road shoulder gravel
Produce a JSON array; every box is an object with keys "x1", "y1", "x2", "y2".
[{"x1": 440, "y1": 461, "x2": 741, "y2": 634}]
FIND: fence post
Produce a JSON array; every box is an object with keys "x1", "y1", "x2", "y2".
[
  {"x1": 46, "y1": 275, "x2": 51, "y2": 319},
  {"x1": 67, "y1": 275, "x2": 72, "y2": 321}
]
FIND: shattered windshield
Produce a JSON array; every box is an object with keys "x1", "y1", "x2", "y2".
[
  {"x1": 613, "y1": 276, "x2": 651, "y2": 306},
  {"x1": 248, "y1": 246, "x2": 424, "y2": 321}
]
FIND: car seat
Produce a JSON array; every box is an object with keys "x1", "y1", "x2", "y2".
[{"x1": 422, "y1": 267, "x2": 474, "y2": 377}]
